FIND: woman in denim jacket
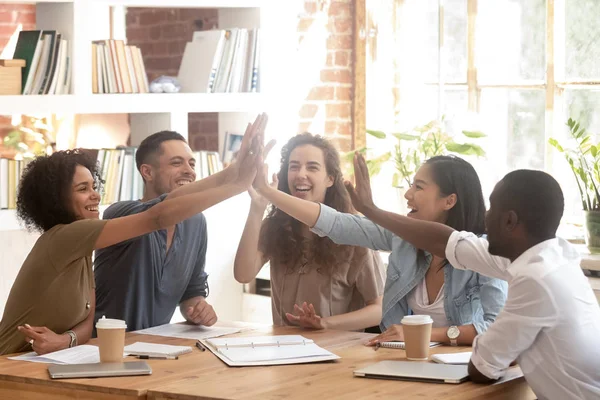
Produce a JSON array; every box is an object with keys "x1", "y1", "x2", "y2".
[{"x1": 254, "y1": 154, "x2": 508, "y2": 346}]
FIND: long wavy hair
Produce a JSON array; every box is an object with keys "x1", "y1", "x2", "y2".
[{"x1": 259, "y1": 133, "x2": 353, "y2": 272}]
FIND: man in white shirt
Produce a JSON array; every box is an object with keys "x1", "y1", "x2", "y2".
[{"x1": 346, "y1": 153, "x2": 600, "y2": 400}]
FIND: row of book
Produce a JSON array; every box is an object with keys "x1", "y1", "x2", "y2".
[
  {"x1": 0, "y1": 159, "x2": 26, "y2": 210},
  {"x1": 178, "y1": 28, "x2": 260, "y2": 94},
  {"x1": 91, "y1": 40, "x2": 150, "y2": 94},
  {"x1": 0, "y1": 149, "x2": 223, "y2": 210},
  {"x1": 13, "y1": 30, "x2": 71, "y2": 95},
  {"x1": 88, "y1": 148, "x2": 224, "y2": 206}
]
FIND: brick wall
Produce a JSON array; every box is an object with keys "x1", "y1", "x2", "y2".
[
  {"x1": 125, "y1": 8, "x2": 219, "y2": 151},
  {"x1": 0, "y1": 3, "x2": 36, "y2": 156},
  {"x1": 297, "y1": 0, "x2": 354, "y2": 152},
  {"x1": 127, "y1": 1, "x2": 355, "y2": 153}
]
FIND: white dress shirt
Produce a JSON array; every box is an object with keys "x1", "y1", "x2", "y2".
[{"x1": 446, "y1": 231, "x2": 600, "y2": 400}]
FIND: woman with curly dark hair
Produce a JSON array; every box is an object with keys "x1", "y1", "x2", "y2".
[
  {"x1": 0, "y1": 141, "x2": 258, "y2": 356},
  {"x1": 234, "y1": 133, "x2": 385, "y2": 330}
]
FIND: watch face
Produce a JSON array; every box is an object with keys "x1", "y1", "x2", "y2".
[{"x1": 448, "y1": 326, "x2": 460, "y2": 339}]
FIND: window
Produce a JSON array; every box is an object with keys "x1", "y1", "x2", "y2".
[{"x1": 366, "y1": 0, "x2": 600, "y2": 227}]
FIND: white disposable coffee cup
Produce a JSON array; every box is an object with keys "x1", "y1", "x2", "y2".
[
  {"x1": 401, "y1": 315, "x2": 433, "y2": 361},
  {"x1": 95, "y1": 316, "x2": 127, "y2": 363}
]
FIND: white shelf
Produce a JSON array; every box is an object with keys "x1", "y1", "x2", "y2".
[
  {"x1": 0, "y1": 93, "x2": 265, "y2": 115},
  {"x1": 91, "y1": 0, "x2": 267, "y2": 8}
]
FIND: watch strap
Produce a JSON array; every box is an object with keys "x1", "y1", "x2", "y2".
[{"x1": 66, "y1": 330, "x2": 77, "y2": 348}]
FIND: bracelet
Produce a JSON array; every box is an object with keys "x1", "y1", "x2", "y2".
[{"x1": 66, "y1": 330, "x2": 77, "y2": 348}]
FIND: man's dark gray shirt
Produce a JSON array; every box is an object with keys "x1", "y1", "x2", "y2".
[{"x1": 93, "y1": 194, "x2": 208, "y2": 334}]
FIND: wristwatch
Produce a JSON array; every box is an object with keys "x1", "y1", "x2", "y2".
[
  {"x1": 66, "y1": 330, "x2": 77, "y2": 348},
  {"x1": 447, "y1": 325, "x2": 460, "y2": 346}
]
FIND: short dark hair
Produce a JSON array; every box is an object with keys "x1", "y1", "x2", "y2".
[
  {"x1": 425, "y1": 155, "x2": 486, "y2": 234},
  {"x1": 135, "y1": 130, "x2": 187, "y2": 171},
  {"x1": 17, "y1": 149, "x2": 103, "y2": 232},
  {"x1": 496, "y1": 169, "x2": 564, "y2": 239}
]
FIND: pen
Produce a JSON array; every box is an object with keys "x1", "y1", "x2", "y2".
[
  {"x1": 136, "y1": 355, "x2": 178, "y2": 360},
  {"x1": 195, "y1": 341, "x2": 206, "y2": 352},
  {"x1": 373, "y1": 342, "x2": 381, "y2": 351}
]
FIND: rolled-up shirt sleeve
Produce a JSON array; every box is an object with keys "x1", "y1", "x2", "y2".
[
  {"x1": 311, "y1": 204, "x2": 394, "y2": 252},
  {"x1": 446, "y1": 231, "x2": 511, "y2": 281},
  {"x1": 470, "y1": 276, "x2": 558, "y2": 379}
]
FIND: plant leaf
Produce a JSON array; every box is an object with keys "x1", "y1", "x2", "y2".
[
  {"x1": 392, "y1": 133, "x2": 420, "y2": 141},
  {"x1": 366, "y1": 129, "x2": 387, "y2": 139},
  {"x1": 445, "y1": 142, "x2": 486, "y2": 156},
  {"x1": 548, "y1": 138, "x2": 565, "y2": 152},
  {"x1": 461, "y1": 130, "x2": 487, "y2": 138}
]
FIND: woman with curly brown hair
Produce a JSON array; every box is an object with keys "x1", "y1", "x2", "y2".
[
  {"x1": 234, "y1": 133, "x2": 385, "y2": 331},
  {"x1": 0, "y1": 130, "x2": 260, "y2": 356}
]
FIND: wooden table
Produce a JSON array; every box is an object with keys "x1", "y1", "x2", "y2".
[{"x1": 0, "y1": 325, "x2": 534, "y2": 400}]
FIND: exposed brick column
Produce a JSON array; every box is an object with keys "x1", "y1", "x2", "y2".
[
  {"x1": 0, "y1": 3, "x2": 36, "y2": 157},
  {"x1": 297, "y1": 0, "x2": 354, "y2": 153},
  {"x1": 125, "y1": 8, "x2": 219, "y2": 151}
]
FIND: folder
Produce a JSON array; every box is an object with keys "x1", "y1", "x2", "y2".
[{"x1": 198, "y1": 335, "x2": 339, "y2": 367}]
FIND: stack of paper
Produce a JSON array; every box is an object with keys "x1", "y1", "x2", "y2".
[
  {"x1": 134, "y1": 323, "x2": 242, "y2": 340},
  {"x1": 8, "y1": 345, "x2": 107, "y2": 364},
  {"x1": 124, "y1": 342, "x2": 192, "y2": 358}
]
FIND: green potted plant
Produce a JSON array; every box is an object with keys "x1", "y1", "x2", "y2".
[
  {"x1": 549, "y1": 117, "x2": 600, "y2": 252},
  {"x1": 345, "y1": 119, "x2": 486, "y2": 187}
]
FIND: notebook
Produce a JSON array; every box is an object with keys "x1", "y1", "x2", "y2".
[
  {"x1": 124, "y1": 342, "x2": 193, "y2": 358},
  {"x1": 377, "y1": 341, "x2": 441, "y2": 349},
  {"x1": 48, "y1": 361, "x2": 152, "y2": 379},
  {"x1": 198, "y1": 335, "x2": 339, "y2": 367},
  {"x1": 431, "y1": 351, "x2": 472, "y2": 365},
  {"x1": 354, "y1": 360, "x2": 469, "y2": 384}
]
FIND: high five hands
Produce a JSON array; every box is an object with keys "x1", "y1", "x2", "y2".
[{"x1": 344, "y1": 152, "x2": 376, "y2": 215}]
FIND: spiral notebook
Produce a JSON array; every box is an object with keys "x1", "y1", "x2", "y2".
[
  {"x1": 377, "y1": 341, "x2": 441, "y2": 349},
  {"x1": 198, "y1": 335, "x2": 339, "y2": 366}
]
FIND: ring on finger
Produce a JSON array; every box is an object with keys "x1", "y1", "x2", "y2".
[{"x1": 29, "y1": 339, "x2": 34, "y2": 345}]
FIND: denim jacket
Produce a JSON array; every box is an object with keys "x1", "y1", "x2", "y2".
[{"x1": 312, "y1": 204, "x2": 508, "y2": 332}]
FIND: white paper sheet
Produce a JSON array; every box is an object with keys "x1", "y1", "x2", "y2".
[
  {"x1": 8, "y1": 344, "x2": 103, "y2": 364},
  {"x1": 133, "y1": 323, "x2": 242, "y2": 340},
  {"x1": 217, "y1": 342, "x2": 334, "y2": 363},
  {"x1": 431, "y1": 351, "x2": 472, "y2": 364}
]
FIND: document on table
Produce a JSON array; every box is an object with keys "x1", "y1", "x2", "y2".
[
  {"x1": 8, "y1": 345, "x2": 104, "y2": 364},
  {"x1": 199, "y1": 335, "x2": 340, "y2": 366},
  {"x1": 133, "y1": 323, "x2": 242, "y2": 340}
]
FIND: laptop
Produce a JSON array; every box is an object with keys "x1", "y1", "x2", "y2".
[
  {"x1": 354, "y1": 360, "x2": 469, "y2": 384},
  {"x1": 48, "y1": 361, "x2": 152, "y2": 379}
]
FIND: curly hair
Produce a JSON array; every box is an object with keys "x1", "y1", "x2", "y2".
[
  {"x1": 17, "y1": 149, "x2": 103, "y2": 232},
  {"x1": 259, "y1": 133, "x2": 353, "y2": 272}
]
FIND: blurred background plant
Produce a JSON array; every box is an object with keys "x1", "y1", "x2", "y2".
[
  {"x1": 344, "y1": 118, "x2": 487, "y2": 187},
  {"x1": 1, "y1": 114, "x2": 56, "y2": 159}
]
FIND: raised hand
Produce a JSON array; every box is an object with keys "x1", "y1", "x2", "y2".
[
  {"x1": 253, "y1": 139, "x2": 277, "y2": 194},
  {"x1": 364, "y1": 324, "x2": 405, "y2": 346},
  {"x1": 18, "y1": 324, "x2": 70, "y2": 354},
  {"x1": 285, "y1": 302, "x2": 326, "y2": 330},
  {"x1": 249, "y1": 172, "x2": 278, "y2": 210},
  {"x1": 225, "y1": 113, "x2": 269, "y2": 184},
  {"x1": 344, "y1": 152, "x2": 376, "y2": 214}
]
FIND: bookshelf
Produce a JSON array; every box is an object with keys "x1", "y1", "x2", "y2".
[{"x1": 0, "y1": 0, "x2": 295, "y2": 322}]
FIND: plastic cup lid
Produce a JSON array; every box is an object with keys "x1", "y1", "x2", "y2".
[
  {"x1": 401, "y1": 315, "x2": 433, "y2": 325},
  {"x1": 95, "y1": 315, "x2": 127, "y2": 329}
]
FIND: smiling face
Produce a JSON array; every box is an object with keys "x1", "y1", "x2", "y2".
[
  {"x1": 70, "y1": 165, "x2": 101, "y2": 220},
  {"x1": 287, "y1": 144, "x2": 334, "y2": 203},
  {"x1": 404, "y1": 163, "x2": 457, "y2": 224},
  {"x1": 142, "y1": 140, "x2": 196, "y2": 197}
]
